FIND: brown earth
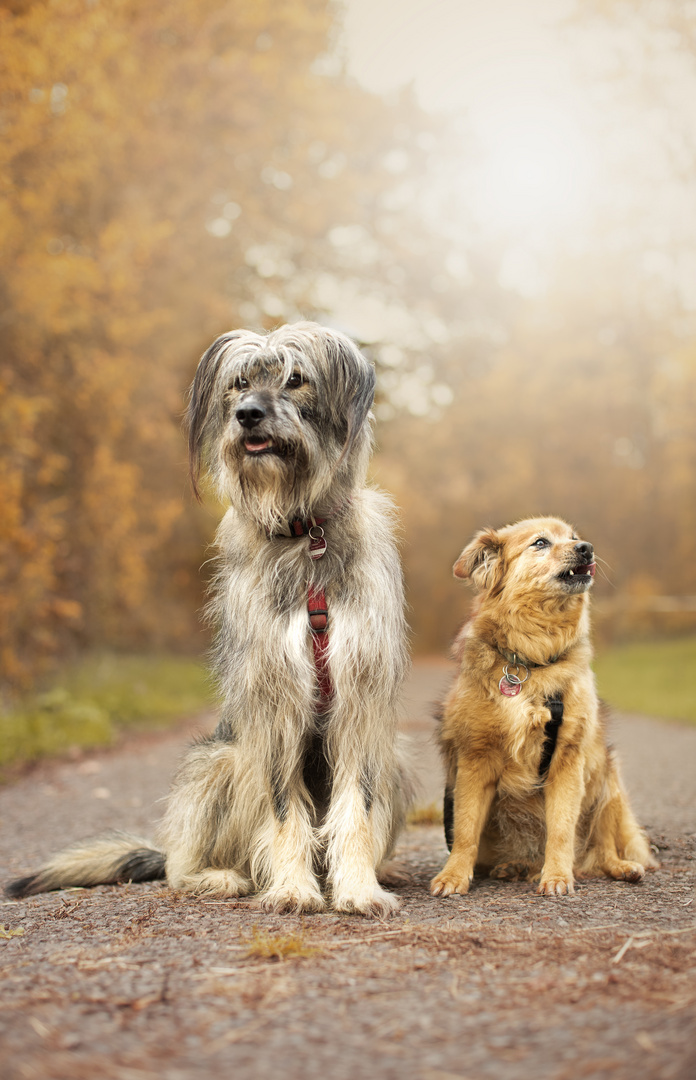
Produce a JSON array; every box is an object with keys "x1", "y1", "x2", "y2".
[{"x1": 1, "y1": 660, "x2": 695, "y2": 1080}]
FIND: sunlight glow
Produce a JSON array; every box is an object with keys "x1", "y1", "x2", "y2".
[
  {"x1": 471, "y1": 101, "x2": 596, "y2": 235},
  {"x1": 344, "y1": 0, "x2": 600, "y2": 242}
]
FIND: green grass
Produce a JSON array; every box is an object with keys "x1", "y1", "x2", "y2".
[
  {"x1": 594, "y1": 636, "x2": 696, "y2": 724},
  {"x1": 0, "y1": 653, "x2": 215, "y2": 769},
  {"x1": 407, "y1": 802, "x2": 444, "y2": 826},
  {"x1": 4, "y1": 638, "x2": 693, "y2": 771}
]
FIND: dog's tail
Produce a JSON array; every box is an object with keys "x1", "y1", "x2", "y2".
[{"x1": 4, "y1": 832, "x2": 166, "y2": 899}]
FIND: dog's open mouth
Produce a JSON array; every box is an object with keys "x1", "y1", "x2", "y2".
[
  {"x1": 244, "y1": 436, "x2": 281, "y2": 456},
  {"x1": 558, "y1": 562, "x2": 596, "y2": 588}
]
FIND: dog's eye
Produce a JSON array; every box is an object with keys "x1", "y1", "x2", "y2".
[
  {"x1": 286, "y1": 372, "x2": 303, "y2": 389},
  {"x1": 233, "y1": 376, "x2": 249, "y2": 391},
  {"x1": 532, "y1": 537, "x2": 550, "y2": 548}
]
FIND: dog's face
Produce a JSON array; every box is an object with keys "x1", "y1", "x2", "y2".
[
  {"x1": 188, "y1": 322, "x2": 376, "y2": 527},
  {"x1": 454, "y1": 517, "x2": 596, "y2": 602}
]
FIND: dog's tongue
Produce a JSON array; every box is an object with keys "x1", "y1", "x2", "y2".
[
  {"x1": 577, "y1": 562, "x2": 596, "y2": 577},
  {"x1": 246, "y1": 439, "x2": 272, "y2": 453}
]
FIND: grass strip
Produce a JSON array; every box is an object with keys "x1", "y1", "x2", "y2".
[
  {"x1": 594, "y1": 636, "x2": 696, "y2": 724},
  {"x1": 0, "y1": 653, "x2": 214, "y2": 769}
]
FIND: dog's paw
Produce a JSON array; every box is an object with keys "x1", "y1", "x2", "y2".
[
  {"x1": 332, "y1": 885, "x2": 401, "y2": 919},
  {"x1": 430, "y1": 864, "x2": 474, "y2": 897},
  {"x1": 179, "y1": 869, "x2": 252, "y2": 898},
  {"x1": 624, "y1": 838, "x2": 660, "y2": 871},
  {"x1": 605, "y1": 859, "x2": 646, "y2": 883},
  {"x1": 256, "y1": 886, "x2": 326, "y2": 914},
  {"x1": 537, "y1": 873, "x2": 575, "y2": 896}
]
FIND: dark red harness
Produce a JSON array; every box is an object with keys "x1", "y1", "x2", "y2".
[
  {"x1": 307, "y1": 583, "x2": 332, "y2": 707},
  {"x1": 288, "y1": 516, "x2": 333, "y2": 709}
]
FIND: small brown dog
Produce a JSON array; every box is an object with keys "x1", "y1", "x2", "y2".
[{"x1": 431, "y1": 516, "x2": 657, "y2": 898}]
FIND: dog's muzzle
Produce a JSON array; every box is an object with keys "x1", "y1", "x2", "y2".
[
  {"x1": 558, "y1": 541, "x2": 596, "y2": 589},
  {"x1": 235, "y1": 393, "x2": 282, "y2": 456}
]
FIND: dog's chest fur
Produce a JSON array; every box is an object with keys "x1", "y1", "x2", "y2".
[
  {"x1": 494, "y1": 683, "x2": 567, "y2": 794},
  {"x1": 442, "y1": 639, "x2": 597, "y2": 797},
  {"x1": 209, "y1": 488, "x2": 407, "y2": 740}
]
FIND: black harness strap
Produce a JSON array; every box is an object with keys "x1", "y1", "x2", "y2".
[
  {"x1": 539, "y1": 696, "x2": 564, "y2": 780},
  {"x1": 444, "y1": 786, "x2": 455, "y2": 852}
]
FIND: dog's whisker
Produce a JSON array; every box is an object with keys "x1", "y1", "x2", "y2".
[{"x1": 593, "y1": 555, "x2": 615, "y2": 586}]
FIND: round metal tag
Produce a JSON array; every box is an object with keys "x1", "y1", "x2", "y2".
[{"x1": 499, "y1": 676, "x2": 522, "y2": 697}]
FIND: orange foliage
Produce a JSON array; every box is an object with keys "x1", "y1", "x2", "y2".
[
  {"x1": 5, "y1": 0, "x2": 692, "y2": 687},
  {"x1": 0, "y1": 0, "x2": 444, "y2": 688}
]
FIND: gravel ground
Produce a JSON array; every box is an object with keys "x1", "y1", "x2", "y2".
[{"x1": 1, "y1": 660, "x2": 695, "y2": 1080}]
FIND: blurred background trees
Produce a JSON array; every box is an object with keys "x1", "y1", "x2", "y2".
[{"x1": 1, "y1": 0, "x2": 695, "y2": 694}]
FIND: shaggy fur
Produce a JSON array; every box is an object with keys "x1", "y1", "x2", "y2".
[
  {"x1": 431, "y1": 516, "x2": 657, "y2": 899},
  {"x1": 6, "y1": 322, "x2": 411, "y2": 917}
]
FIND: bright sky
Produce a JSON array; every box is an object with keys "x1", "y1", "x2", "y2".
[
  {"x1": 342, "y1": 0, "x2": 577, "y2": 117},
  {"x1": 335, "y1": 2, "x2": 696, "y2": 321},
  {"x1": 341, "y1": 0, "x2": 599, "y2": 241}
]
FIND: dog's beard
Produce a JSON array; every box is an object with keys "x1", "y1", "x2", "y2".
[
  {"x1": 237, "y1": 445, "x2": 308, "y2": 533},
  {"x1": 217, "y1": 432, "x2": 344, "y2": 534}
]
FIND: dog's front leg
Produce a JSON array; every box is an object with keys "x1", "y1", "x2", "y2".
[
  {"x1": 323, "y1": 767, "x2": 400, "y2": 918},
  {"x1": 255, "y1": 772, "x2": 325, "y2": 914},
  {"x1": 430, "y1": 754, "x2": 498, "y2": 897},
  {"x1": 538, "y1": 747, "x2": 585, "y2": 896}
]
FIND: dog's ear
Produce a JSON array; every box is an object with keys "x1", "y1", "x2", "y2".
[
  {"x1": 324, "y1": 331, "x2": 376, "y2": 463},
  {"x1": 187, "y1": 332, "x2": 240, "y2": 500},
  {"x1": 454, "y1": 528, "x2": 504, "y2": 592}
]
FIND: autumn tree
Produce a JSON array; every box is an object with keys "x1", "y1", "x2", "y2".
[
  {"x1": 4, "y1": 0, "x2": 695, "y2": 687},
  {"x1": 0, "y1": 0, "x2": 469, "y2": 688}
]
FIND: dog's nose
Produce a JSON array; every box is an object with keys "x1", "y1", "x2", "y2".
[
  {"x1": 574, "y1": 541, "x2": 593, "y2": 562},
  {"x1": 236, "y1": 399, "x2": 266, "y2": 429}
]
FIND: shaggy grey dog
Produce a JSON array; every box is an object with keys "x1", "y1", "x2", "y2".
[{"x1": 6, "y1": 323, "x2": 411, "y2": 916}]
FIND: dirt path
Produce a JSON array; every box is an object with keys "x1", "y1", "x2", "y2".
[{"x1": 1, "y1": 661, "x2": 695, "y2": 1080}]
